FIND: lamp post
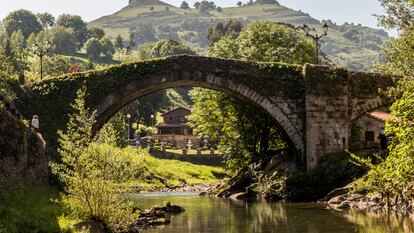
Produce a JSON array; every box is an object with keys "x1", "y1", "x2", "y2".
[
  {"x1": 32, "y1": 41, "x2": 52, "y2": 80},
  {"x1": 126, "y1": 113, "x2": 132, "y2": 140},
  {"x1": 302, "y1": 23, "x2": 328, "y2": 64}
]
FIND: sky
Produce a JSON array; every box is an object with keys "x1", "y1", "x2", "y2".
[{"x1": 0, "y1": 0, "x2": 397, "y2": 36}]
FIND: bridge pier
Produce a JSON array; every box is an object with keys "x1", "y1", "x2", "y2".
[{"x1": 304, "y1": 65, "x2": 350, "y2": 170}]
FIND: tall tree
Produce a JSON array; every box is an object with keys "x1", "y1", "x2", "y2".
[
  {"x1": 37, "y1": 12, "x2": 55, "y2": 29},
  {"x1": 114, "y1": 34, "x2": 124, "y2": 49},
  {"x1": 84, "y1": 38, "x2": 103, "y2": 60},
  {"x1": 149, "y1": 39, "x2": 195, "y2": 58},
  {"x1": 207, "y1": 19, "x2": 243, "y2": 47},
  {"x1": 87, "y1": 26, "x2": 105, "y2": 40},
  {"x1": 45, "y1": 26, "x2": 78, "y2": 55},
  {"x1": 2, "y1": 9, "x2": 42, "y2": 38},
  {"x1": 128, "y1": 32, "x2": 137, "y2": 50},
  {"x1": 56, "y1": 14, "x2": 88, "y2": 48},
  {"x1": 189, "y1": 21, "x2": 315, "y2": 170},
  {"x1": 181, "y1": 1, "x2": 190, "y2": 9}
]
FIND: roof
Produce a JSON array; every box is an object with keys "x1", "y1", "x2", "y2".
[
  {"x1": 161, "y1": 106, "x2": 192, "y2": 116},
  {"x1": 367, "y1": 112, "x2": 391, "y2": 122}
]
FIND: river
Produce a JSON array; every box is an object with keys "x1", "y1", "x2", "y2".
[{"x1": 128, "y1": 192, "x2": 414, "y2": 233}]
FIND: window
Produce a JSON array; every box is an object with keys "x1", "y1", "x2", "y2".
[
  {"x1": 179, "y1": 116, "x2": 185, "y2": 123},
  {"x1": 365, "y1": 131, "x2": 374, "y2": 142}
]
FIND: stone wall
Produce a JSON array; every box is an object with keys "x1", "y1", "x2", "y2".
[
  {"x1": 304, "y1": 65, "x2": 350, "y2": 170},
  {"x1": 0, "y1": 104, "x2": 48, "y2": 193}
]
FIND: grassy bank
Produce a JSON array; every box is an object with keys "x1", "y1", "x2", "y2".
[
  {"x1": 0, "y1": 185, "x2": 62, "y2": 233},
  {"x1": 132, "y1": 147, "x2": 226, "y2": 190}
]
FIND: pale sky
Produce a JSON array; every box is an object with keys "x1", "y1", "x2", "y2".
[{"x1": 0, "y1": 0, "x2": 396, "y2": 36}]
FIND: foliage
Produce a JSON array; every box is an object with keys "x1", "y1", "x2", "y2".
[
  {"x1": 350, "y1": 78, "x2": 414, "y2": 203},
  {"x1": 286, "y1": 152, "x2": 367, "y2": 201},
  {"x1": 0, "y1": 36, "x2": 28, "y2": 76},
  {"x1": 96, "y1": 112, "x2": 127, "y2": 148},
  {"x1": 149, "y1": 39, "x2": 195, "y2": 58},
  {"x1": 0, "y1": 75, "x2": 17, "y2": 101},
  {"x1": 180, "y1": 1, "x2": 190, "y2": 9},
  {"x1": 114, "y1": 34, "x2": 124, "y2": 49},
  {"x1": 210, "y1": 21, "x2": 315, "y2": 63},
  {"x1": 56, "y1": 14, "x2": 88, "y2": 48},
  {"x1": 128, "y1": 32, "x2": 137, "y2": 50},
  {"x1": 376, "y1": 0, "x2": 414, "y2": 30},
  {"x1": 84, "y1": 37, "x2": 116, "y2": 60},
  {"x1": 50, "y1": 87, "x2": 139, "y2": 231},
  {"x1": 43, "y1": 26, "x2": 78, "y2": 55},
  {"x1": 207, "y1": 19, "x2": 243, "y2": 47},
  {"x1": 375, "y1": 28, "x2": 414, "y2": 76},
  {"x1": 37, "y1": 12, "x2": 55, "y2": 29},
  {"x1": 0, "y1": 185, "x2": 62, "y2": 233},
  {"x1": 2, "y1": 9, "x2": 42, "y2": 38},
  {"x1": 101, "y1": 38, "x2": 116, "y2": 59},
  {"x1": 189, "y1": 21, "x2": 315, "y2": 171},
  {"x1": 87, "y1": 26, "x2": 106, "y2": 40},
  {"x1": 85, "y1": 38, "x2": 103, "y2": 60},
  {"x1": 28, "y1": 55, "x2": 74, "y2": 80}
]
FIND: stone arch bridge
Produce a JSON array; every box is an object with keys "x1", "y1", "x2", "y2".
[{"x1": 17, "y1": 55, "x2": 399, "y2": 170}]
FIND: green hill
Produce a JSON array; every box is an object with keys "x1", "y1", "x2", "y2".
[{"x1": 91, "y1": 1, "x2": 389, "y2": 71}]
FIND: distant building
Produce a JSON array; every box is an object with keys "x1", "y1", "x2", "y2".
[
  {"x1": 156, "y1": 106, "x2": 200, "y2": 148},
  {"x1": 351, "y1": 111, "x2": 391, "y2": 149}
]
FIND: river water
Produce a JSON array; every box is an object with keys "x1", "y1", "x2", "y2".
[{"x1": 129, "y1": 192, "x2": 414, "y2": 233}]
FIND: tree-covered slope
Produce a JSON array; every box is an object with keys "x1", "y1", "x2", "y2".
[{"x1": 91, "y1": 1, "x2": 389, "y2": 71}]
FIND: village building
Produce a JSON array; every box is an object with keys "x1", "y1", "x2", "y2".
[
  {"x1": 351, "y1": 111, "x2": 390, "y2": 150},
  {"x1": 156, "y1": 106, "x2": 200, "y2": 148}
]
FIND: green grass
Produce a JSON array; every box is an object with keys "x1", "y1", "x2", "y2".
[
  {"x1": 131, "y1": 147, "x2": 226, "y2": 190},
  {"x1": 0, "y1": 185, "x2": 62, "y2": 233}
]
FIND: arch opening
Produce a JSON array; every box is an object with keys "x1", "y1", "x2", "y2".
[{"x1": 92, "y1": 79, "x2": 304, "y2": 164}]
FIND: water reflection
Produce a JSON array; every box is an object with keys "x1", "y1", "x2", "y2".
[{"x1": 129, "y1": 192, "x2": 413, "y2": 233}]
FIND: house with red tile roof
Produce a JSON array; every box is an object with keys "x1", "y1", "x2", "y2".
[{"x1": 351, "y1": 111, "x2": 391, "y2": 150}]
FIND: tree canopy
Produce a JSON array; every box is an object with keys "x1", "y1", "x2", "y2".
[
  {"x1": 189, "y1": 21, "x2": 315, "y2": 171},
  {"x1": 2, "y1": 9, "x2": 42, "y2": 38},
  {"x1": 56, "y1": 14, "x2": 88, "y2": 47}
]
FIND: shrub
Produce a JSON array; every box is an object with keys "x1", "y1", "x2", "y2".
[{"x1": 50, "y1": 87, "x2": 140, "y2": 231}]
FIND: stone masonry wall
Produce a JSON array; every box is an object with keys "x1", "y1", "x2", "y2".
[
  {"x1": 304, "y1": 65, "x2": 350, "y2": 170},
  {"x1": 0, "y1": 104, "x2": 48, "y2": 193}
]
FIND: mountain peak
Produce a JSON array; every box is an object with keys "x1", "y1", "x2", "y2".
[{"x1": 128, "y1": 0, "x2": 169, "y2": 6}]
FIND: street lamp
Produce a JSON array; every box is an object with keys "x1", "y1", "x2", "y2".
[
  {"x1": 32, "y1": 40, "x2": 52, "y2": 80},
  {"x1": 126, "y1": 113, "x2": 132, "y2": 140},
  {"x1": 302, "y1": 23, "x2": 328, "y2": 64}
]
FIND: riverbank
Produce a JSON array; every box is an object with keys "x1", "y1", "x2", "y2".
[
  {"x1": 149, "y1": 182, "x2": 221, "y2": 193},
  {"x1": 327, "y1": 185, "x2": 414, "y2": 214}
]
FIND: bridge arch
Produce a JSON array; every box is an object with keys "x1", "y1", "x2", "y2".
[
  {"x1": 91, "y1": 57, "x2": 306, "y2": 157},
  {"x1": 19, "y1": 55, "x2": 307, "y2": 161}
]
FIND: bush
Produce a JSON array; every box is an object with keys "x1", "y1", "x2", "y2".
[
  {"x1": 50, "y1": 87, "x2": 140, "y2": 231},
  {"x1": 285, "y1": 152, "x2": 367, "y2": 201}
]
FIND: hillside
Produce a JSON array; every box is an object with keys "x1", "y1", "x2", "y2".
[{"x1": 91, "y1": 0, "x2": 389, "y2": 71}]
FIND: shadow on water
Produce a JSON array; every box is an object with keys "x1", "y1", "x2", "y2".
[{"x1": 128, "y1": 192, "x2": 414, "y2": 233}]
